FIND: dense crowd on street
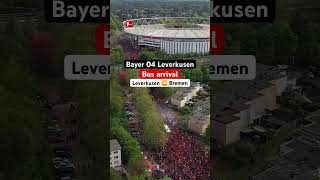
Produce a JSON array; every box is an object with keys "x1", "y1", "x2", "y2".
[{"x1": 157, "y1": 128, "x2": 209, "y2": 180}]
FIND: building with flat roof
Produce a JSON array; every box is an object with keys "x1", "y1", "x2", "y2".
[
  {"x1": 171, "y1": 82, "x2": 201, "y2": 108},
  {"x1": 213, "y1": 64, "x2": 300, "y2": 145},
  {"x1": 253, "y1": 122, "x2": 320, "y2": 180},
  {"x1": 110, "y1": 139, "x2": 122, "y2": 168},
  {"x1": 188, "y1": 98, "x2": 210, "y2": 135}
]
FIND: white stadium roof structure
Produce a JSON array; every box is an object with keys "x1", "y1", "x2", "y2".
[
  {"x1": 122, "y1": 17, "x2": 210, "y2": 54},
  {"x1": 124, "y1": 24, "x2": 209, "y2": 39},
  {"x1": 123, "y1": 17, "x2": 210, "y2": 39}
]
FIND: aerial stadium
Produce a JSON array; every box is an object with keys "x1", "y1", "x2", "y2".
[{"x1": 122, "y1": 17, "x2": 210, "y2": 55}]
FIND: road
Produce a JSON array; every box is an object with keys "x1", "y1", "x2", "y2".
[
  {"x1": 151, "y1": 92, "x2": 210, "y2": 180},
  {"x1": 41, "y1": 78, "x2": 94, "y2": 180}
]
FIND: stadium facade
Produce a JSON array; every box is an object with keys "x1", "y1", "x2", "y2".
[{"x1": 123, "y1": 17, "x2": 210, "y2": 54}]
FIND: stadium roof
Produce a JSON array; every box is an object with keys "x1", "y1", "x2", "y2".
[{"x1": 124, "y1": 24, "x2": 210, "y2": 39}]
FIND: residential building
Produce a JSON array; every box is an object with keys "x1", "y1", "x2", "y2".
[
  {"x1": 253, "y1": 122, "x2": 320, "y2": 180},
  {"x1": 171, "y1": 82, "x2": 201, "y2": 108},
  {"x1": 110, "y1": 139, "x2": 122, "y2": 168},
  {"x1": 212, "y1": 64, "x2": 300, "y2": 145},
  {"x1": 188, "y1": 98, "x2": 210, "y2": 134}
]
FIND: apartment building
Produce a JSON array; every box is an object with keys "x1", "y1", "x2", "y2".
[
  {"x1": 110, "y1": 139, "x2": 122, "y2": 168},
  {"x1": 212, "y1": 64, "x2": 299, "y2": 145},
  {"x1": 188, "y1": 98, "x2": 210, "y2": 135},
  {"x1": 253, "y1": 122, "x2": 320, "y2": 180},
  {"x1": 171, "y1": 82, "x2": 201, "y2": 108}
]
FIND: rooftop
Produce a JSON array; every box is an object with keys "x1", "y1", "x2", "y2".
[
  {"x1": 254, "y1": 122, "x2": 320, "y2": 180},
  {"x1": 124, "y1": 24, "x2": 210, "y2": 39},
  {"x1": 212, "y1": 64, "x2": 288, "y2": 124},
  {"x1": 172, "y1": 82, "x2": 201, "y2": 100},
  {"x1": 110, "y1": 139, "x2": 122, "y2": 152},
  {"x1": 190, "y1": 98, "x2": 210, "y2": 124}
]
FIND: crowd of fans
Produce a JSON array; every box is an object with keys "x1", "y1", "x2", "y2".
[
  {"x1": 157, "y1": 128, "x2": 209, "y2": 180},
  {"x1": 120, "y1": 38, "x2": 139, "y2": 60}
]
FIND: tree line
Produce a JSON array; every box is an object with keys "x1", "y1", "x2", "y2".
[
  {"x1": 133, "y1": 87, "x2": 169, "y2": 149},
  {"x1": 223, "y1": 1, "x2": 320, "y2": 66}
]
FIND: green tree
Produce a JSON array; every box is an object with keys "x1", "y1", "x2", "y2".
[
  {"x1": 133, "y1": 88, "x2": 168, "y2": 148},
  {"x1": 239, "y1": 29, "x2": 257, "y2": 55},
  {"x1": 296, "y1": 23, "x2": 320, "y2": 65},
  {"x1": 111, "y1": 121, "x2": 144, "y2": 174},
  {"x1": 111, "y1": 47, "x2": 124, "y2": 65},
  {"x1": 155, "y1": 50, "x2": 168, "y2": 60},
  {"x1": 139, "y1": 50, "x2": 156, "y2": 60},
  {"x1": 274, "y1": 23, "x2": 298, "y2": 64},
  {"x1": 256, "y1": 25, "x2": 276, "y2": 64},
  {"x1": 110, "y1": 168, "x2": 125, "y2": 180}
]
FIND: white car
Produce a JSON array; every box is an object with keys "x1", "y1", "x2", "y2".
[
  {"x1": 60, "y1": 177, "x2": 72, "y2": 180},
  {"x1": 54, "y1": 162, "x2": 75, "y2": 169},
  {"x1": 52, "y1": 157, "x2": 70, "y2": 165},
  {"x1": 126, "y1": 111, "x2": 134, "y2": 115}
]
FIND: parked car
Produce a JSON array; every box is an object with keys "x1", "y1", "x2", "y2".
[
  {"x1": 127, "y1": 114, "x2": 134, "y2": 118},
  {"x1": 54, "y1": 146, "x2": 71, "y2": 152},
  {"x1": 132, "y1": 132, "x2": 139, "y2": 138},
  {"x1": 48, "y1": 123, "x2": 63, "y2": 132},
  {"x1": 129, "y1": 124, "x2": 137, "y2": 128},
  {"x1": 54, "y1": 161, "x2": 75, "y2": 169},
  {"x1": 48, "y1": 136, "x2": 64, "y2": 144},
  {"x1": 52, "y1": 157, "x2": 71, "y2": 165},
  {"x1": 57, "y1": 171, "x2": 75, "y2": 179},
  {"x1": 54, "y1": 147, "x2": 72, "y2": 158},
  {"x1": 126, "y1": 111, "x2": 134, "y2": 115}
]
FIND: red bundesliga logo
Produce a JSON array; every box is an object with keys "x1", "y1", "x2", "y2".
[
  {"x1": 96, "y1": 24, "x2": 110, "y2": 55},
  {"x1": 124, "y1": 20, "x2": 134, "y2": 28},
  {"x1": 210, "y1": 24, "x2": 224, "y2": 55}
]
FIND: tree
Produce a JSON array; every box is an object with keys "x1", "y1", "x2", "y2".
[
  {"x1": 180, "y1": 106, "x2": 193, "y2": 115},
  {"x1": 139, "y1": 50, "x2": 156, "y2": 60},
  {"x1": 190, "y1": 68, "x2": 203, "y2": 82},
  {"x1": 224, "y1": 38, "x2": 240, "y2": 55},
  {"x1": 110, "y1": 168, "x2": 125, "y2": 180},
  {"x1": 155, "y1": 50, "x2": 168, "y2": 60},
  {"x1": 181, "y1": 68, "x2": 203, "y2": 82},
  {"x1": 256, "y1": 25, "x2": 276, "y2": 64},
  {"x1": 274, "y1": 23, "x2": 298, "y2": 64},
  {"x1": 133, "y1": 88, "x2": 168, "y2": 148},
  {"x1": 199, "y1": 63, "x2": 210, "y2": 82},
  {"x1": 110, "y1": 80, "x2": 124, "y2": 116},
  {"x1": 111, "y1": 47, "x2": 124, "y2": 65},
  {"x1": 239, "y1": 29, "x2": 257, "y2": 55},
  {"x1": 296, "y1": 23, "x2": 320, "y2": 65},
  {"x1": 111, "y1": 121, "x2": 144, "y2": 174}
]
